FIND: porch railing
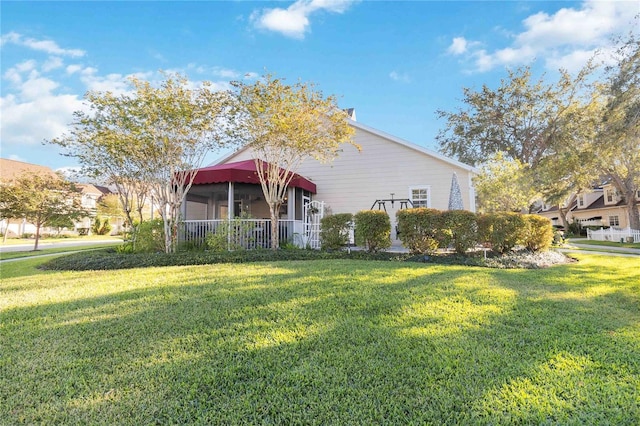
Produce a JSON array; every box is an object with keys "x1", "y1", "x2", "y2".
[
  {"x1": 587, "y1": 227, "x2": 640, "y2": 243},
  {"x1": 180, "y1": 219, "x2": 306, "y2": 249}
]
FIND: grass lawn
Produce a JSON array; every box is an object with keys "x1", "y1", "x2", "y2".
[{"x1": 1, "y1": 254, "x2": 639, "y2": 424}]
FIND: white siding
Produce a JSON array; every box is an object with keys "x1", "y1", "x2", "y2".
[{"x1": 227, "y1": 125, "x2": 475, "y2": 221}]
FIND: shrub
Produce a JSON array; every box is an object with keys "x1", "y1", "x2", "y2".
[
  {"x1": 130, "y1": 219, "x2": 165, "y2": 253},
  {"x1": 477, "y1": 212, "x2": 526, "y2": 253},
  {"x1": 91, "y1": 217, "x2": 112, "y2": 235},
  {"x1": 522, "y1": 214, "x2": 554, "y2": 252},
  {"x1": 320, "y1": 213, "x2": 353, "y2": 251},
  {"x1": 77, "y1": 228, "x2": 89, "y2": 236},
  {"x1": 205, "y1": 215, "x2": 257, "y2": 251},
  {"x1": 354, "y1": 210, "x2": 391, "y2": 253},
  {"x1": 441, "y1": 210, "x2": 478, "y2": 255},
  {"x1": 396, "y1": 208, "x2": 444, "y2": 254}
]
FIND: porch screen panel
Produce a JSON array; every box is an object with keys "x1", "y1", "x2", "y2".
[{"x1": 186, "y1": 201, "x2": 208, "y2": 220}]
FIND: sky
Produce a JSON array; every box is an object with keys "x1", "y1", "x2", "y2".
[{"x1": 1, "y1": 0, "x2": 638, "y2": 173}]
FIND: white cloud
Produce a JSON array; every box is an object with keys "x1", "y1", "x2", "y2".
[
  {"x1": 1, "y1": 31, "x2": 85, "y2": 57},
  {"x1": 66, "y1": 64, "x2": 83, "y2": 75},
  {"x1": 448, "y1": 37, "x2": 469, "y2": 55},
  {"x1": 449, "y1": 0, "x2": 638, "y2": 73},
  {"x1": 389, "y1": 71, "x2": 410, "y2": 83},
  {"x1": 0, "y1": 92, "x2": 85, "y2": 146},
  {"x1": 251, "y1": 0, "x2": 356, "y2": 38},
  {"x1": 42, "y1": 57, "x2": 64, "y2": 72}
]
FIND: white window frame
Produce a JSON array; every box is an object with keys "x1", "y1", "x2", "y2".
[
  {"x1": 409, "y1": 186, "x2": 431, "y2": 208},
  {"x1": 609, "y1": 215, "x2": 620, "y2": 227},
  {"x1": 577, "y1": 194, "x2": 585, "y2": 208},
  {"x1": 605, "y1": 188, "x2": 616, "y2": 204}
]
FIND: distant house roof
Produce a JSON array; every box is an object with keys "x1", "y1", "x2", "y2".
[
  {"x1": 78, "y1": 183, "x2": 105, "y2": 196},
  {"x1": 0, "y1": 158, "x2": 57, "y2": 182}
]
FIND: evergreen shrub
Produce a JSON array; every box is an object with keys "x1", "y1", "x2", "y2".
[
  {"x1": 354, "y1": 210, "x2": 391, "y2": 252},
  {"x1": 396, "y1": 208, "x2": 444, "y2": 254},
  {"x1": 522, "y1": 214, "x2": 554, "y2": 252},
  {"x1": 320, "y1": 213, "x2": 353, "y2": 251}
]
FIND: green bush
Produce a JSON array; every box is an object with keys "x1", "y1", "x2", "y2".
[
  {"x1": 477, "y1": 212, "x2": 526, "y2": 254},
  {"x1": 396, "y1": 208, "x2": 445, "y2": 254},
  {"x1": 442, "y1": 210, "x2": 478, "y2": 254},
  {"x1": 320, "y1": 213, "x2": 353, "y2": 250},
  {"x1": 205, "y1": 215, "x2": 257, "y2": 252},
  {"x1": 522, "y1": 214, "x2": 554, "y2": 252},
  {"x1": 91, "y1": 217, "x2": 112, "y2": 236},
  {"x1": 354, "y1": 210, "x2": 391, "y2": 253},
  {"x1": 129, "y1": 219, "x2": 165, "y2": 253}
]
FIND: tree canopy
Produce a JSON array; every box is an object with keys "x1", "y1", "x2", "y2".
[
  {"x1": 0, "y1": 173, "x2": 87, "y2": 250},
  {"x1": 51, "y1": 73, "x2": 239, "y2": 252},
  {"x1": 232, "y1": 74, "x2": 356, "y2": 249}
]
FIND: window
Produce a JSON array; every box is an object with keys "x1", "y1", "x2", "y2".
[
  {"x1": 577, "y1": 194, "x2": 585, "y2": 208},
  {"x1": 609, "y1": 215, "x2": 620, "y2": 227},
  {"x1": 409, "y1": 186, "x2": 430, "y2": 208},
  {"x1": 605, "y1": 188, "x2": 616, "y2": 204}
]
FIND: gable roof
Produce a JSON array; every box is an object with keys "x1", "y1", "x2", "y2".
[
  {"x1": 212, "y1": 119, "x2": 478, "y2": 173},
  {"x1": 0, "y1": 158, "x2": 57, "y2": 182}
]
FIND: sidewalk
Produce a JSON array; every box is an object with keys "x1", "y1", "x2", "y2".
[{"x1": 560, "y1": 240, "x2": 640, "y2": 257}]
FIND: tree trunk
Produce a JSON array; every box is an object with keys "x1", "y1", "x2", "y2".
[
  {"x1": 34, "y1": 221, "x2": 41, "y2": 251},
  {"x1": 624, "y1": 190, "x2": 640, "y2": 230},
  {"x1": 269, "y1": 203, "x2": 280, "y2": 250},
  {"x1": 558, "y1": 206, "x2": 570, "y2": 230}
]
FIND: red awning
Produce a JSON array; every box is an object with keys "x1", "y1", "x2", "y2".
[{"x1": 191, "y1": 160, "x2": 317, "y2": 193}]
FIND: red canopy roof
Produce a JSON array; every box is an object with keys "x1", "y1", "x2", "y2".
[{"x1": 191, "y1": 160, "x2": 317, "y2": 193}]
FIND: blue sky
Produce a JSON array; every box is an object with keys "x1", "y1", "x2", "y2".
[{"x1": 1, "y1": 1, "x2": 638, "y2": 172}]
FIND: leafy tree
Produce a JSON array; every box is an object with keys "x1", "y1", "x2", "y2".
[
  {"x1": 437, "y1": 65, "x2": 593, "y2": 168},
  {"x1": 0, "y1": 173, "x2": 87, "y2": 250},
  {"x1": 232, "y1": 74, "x2": 355, "y2": 249},
  {"x1": 473, "y1": 152, "x2": 538, "y2": 213},
  {"x1": 594, "y1": 35, "x2": 640, "y2": 230},
  {"x1": 51, "y1": 73, "x2": 238, "y2": 253}
]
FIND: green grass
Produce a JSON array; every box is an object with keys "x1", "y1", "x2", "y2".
[
  {"x1": 1, "y1": 254, "x2": 639, "y2": 424},
  {"x1": 0, "y1": 242, "x2": 123, "y2": 261}
]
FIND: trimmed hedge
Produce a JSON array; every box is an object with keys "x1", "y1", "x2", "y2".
[
  {"x1": 396, "y1": 208, "x2": 444, "y2": 254},
  {"x1": 442, "y1": 210, "x2": 479, "y2": 254},
  {"x1": 353, "y1": 210, "x2": 391, "y2": 253},
  {"x1": 477, "y1": 212, "x2": 526, "y2": 254},
  {"x1": 522, "y1": 214, "x2": 554, "y2": 252},
  {"x1": 320, "y1": 213, "x2": 353, "y2": 251}
]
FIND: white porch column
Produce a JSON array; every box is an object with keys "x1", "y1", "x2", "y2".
[{"x1": 227, "y1": 182, "x2": 234, "y2": 220}]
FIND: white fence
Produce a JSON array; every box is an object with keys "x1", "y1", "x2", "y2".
[
  {"x1": 180, "y1": 219, "x2": 307, "y2": 249},
  {"x1": 587, "y1": 227, "x2": 640, "y2": 243}
]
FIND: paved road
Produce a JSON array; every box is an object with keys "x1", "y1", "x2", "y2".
[{"x1": 0, "y1": 239, "x2": 122, "y2": 253}]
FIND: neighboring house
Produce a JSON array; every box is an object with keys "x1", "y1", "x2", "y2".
[
  {"x1": 0, "y1": 158, "x2": 58, "y2": 237},
  {"x1": 537, "y1": 184, "x2": 640, "y2": 229},
  {"x1": 0, "y1": 158, "x2": 114, "y2": 236},
  {"x1": 183, "y1": 115, "x2": 477, "y2": 245}
]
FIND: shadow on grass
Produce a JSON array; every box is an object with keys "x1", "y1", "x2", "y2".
[{"x1": 1, "y1": 258, "x2": 639, "y2": 424}]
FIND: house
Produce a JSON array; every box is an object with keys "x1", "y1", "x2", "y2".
[
  {"x1": 0, "y1": 158, "x2": 114, "y2": 237},
  {"x1": 0, "y1": 158, "x2": 58, "y2": 237},
  {"x1": 183, "y1": 115, "x2": 477, "y2": 247},
  {"x1": 537, "y1": 183, "x2": 640, "y2": 230}
]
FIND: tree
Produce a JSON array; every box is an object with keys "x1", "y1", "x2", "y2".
[
  {"x1": 0, "y1": 173, "x2": 87, "y2": 250},
  {"x1": 436, "y1": 65, "x2": 594, "y2": 168},
  {"x1": 594, "y1": 35, "x2": 640, "y2": 230},
  {"x1": 473, "y1": 152, "x2": 538, "y2": 213},
  {"x1": 51, "y1": 73, "x2": 238, "y2": 253},
  {"x1": 232, "y1": 75, "x2": 356, "y2": 249}
]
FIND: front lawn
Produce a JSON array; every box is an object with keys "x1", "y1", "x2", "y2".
[{"x1": 1, "y1": 254, "x2": 639, "y2": 424}]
